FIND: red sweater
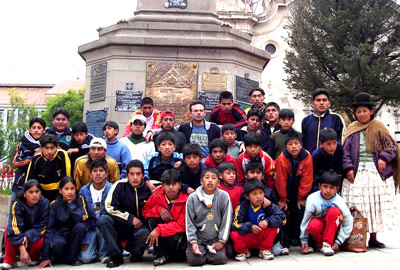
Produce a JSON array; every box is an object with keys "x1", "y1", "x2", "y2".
[
  {"x1": 142, "y1": 187, "x2": 188, "y2": 237},
  {"x1": 217, "y1": 182, "x2": 243, "y2": 210},
  {"x1": 236, "y1": 150, "x2": 275, "y2": 187},
  {"x1": 204, "y1": 154, "x2": 237, "y2": 170}
]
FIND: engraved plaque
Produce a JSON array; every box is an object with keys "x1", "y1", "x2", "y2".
[
  {"x1": 235, "y1": 76, "x2": 259, "y2": 104},
  {"x1": 90, "y1": 63, "x2": 107, "y2": 103},
  {"x1": 202, "y1": 73, "x2": 227, "y2": 92},
  {"x1": 115, "y1": 91, "x2": 143, "y2": 111},
  {"x1": 86, "y1": 108, "x2": 108, "y2": 138},
  {"x1": 146, "y1": 62, "x2": 198, "y2": 124},
  {"x1": 165, "y1": 0, "x2": 187, "y2": 9},
  {"x1": 198, "y1": 91, "x2": 220, "y2": 111}
]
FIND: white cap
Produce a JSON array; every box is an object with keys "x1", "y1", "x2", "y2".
[
  {"x1": 130, "y1": 114, "x2": 146, "y2": 125},
  {"x1": 89, "y1": 137, "x2": 107, "y2": 150}
]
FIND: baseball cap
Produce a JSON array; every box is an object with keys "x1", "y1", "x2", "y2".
[
  {"x1": 89, "y1": 137, "x2": 107, "y2": 150},
  {"x1": 130, "y1": 114, "x2": 146, "y2": 125},
  {"x1": 161, "y1": 110, "x2": 175, "y2": 120}
]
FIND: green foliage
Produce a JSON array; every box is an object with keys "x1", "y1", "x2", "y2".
[
  {"x1": 284, "y1": 0, "x2": 400, "y2": 121},
  {"x1": 41, "y1": 87, "x2": 85, "y2": 127}
]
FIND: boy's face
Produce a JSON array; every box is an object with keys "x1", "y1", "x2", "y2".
[
  {"x1": 247, "y1": 116, "x2": 261, "y2": 132},
  {"x1": 163, "y1": 181, "x2": 181, "y2": 200},
  {"x1": 220, "y1": 98, "x2": 233, "y2": 113},
  {"x1": 73, "y1": 131, "x2": 87, "y2": 145},
  {"x1": 312, "y1": 94, "x2": 330, "y2": 115},
  {"x1": 201, "y1": 171, "x2": 219, "y2": 195},
  {"x1": 265, "y1": 106, "x2": 279, "y2": 124},
  {"x1": 320, "y1": 139, "x2": 337, "y2": 155},
  {"x1": 220, "y1": 169, "x2": 236, "y2": 187},
  {"x1": 52, "y1": 113, "x2": 69, "y2": 133},
  {"x1": 161, "y1": 116, "x2": 175, "y2": 131},
  {"x1": 141, "y1": 104, "x2": 154, "y2": 117},
  {"x1": 319, "y1": 183, "x2": 339, "y2": 200},
  {"x1": 245, "y1": 169, "x2": 263, "y2": 181},
  {"x1": 211, "y1": 147, "x2": 226, "y2": 165},
  {"x1": 131, "y1": 120, "x2": 145, "y2": 135},
  {"x1": 279, "y1": 117, "x2": 294, "y2": 131},
  {"x1": 29, "y1": 122, "x2": 45, "y2": 140},
  {"x1": 89, "y1": 146, "x2": 106, "y2": 160},
  {"x1": 127, "y1": 167, "x2": 144, "y2": 187},
  {"x1": 90, "y1": 167, "x2": 108, "y2": 186},
  {"x1": 245, "y1": 144, "x2": 261, "y2": 159},
  {"x1": 286, "y1": 139, "x2": 301, "y2": 158},
  {"x1": 245, "y1": 188, "x2": 264, "y2": 207},
  {"x1": 250, "y1": 90, "x2": 265, "y2": 108},
  {"x1": 190, "y1": 104, "x2": 206, "y2": 122},
  {"x1": 221, "y1": 130, "x2": 237, "y2": 146},
  {"x1": 158, "y1": 140, "x2": 175, "y2": 157},
  {"x1": 41, "y1": 143, "x2": 57, "y2": 160},
  {"x1": 104, "y1": 126, "x2": 118, "y2": 140},
  {"x1": 184, "y1": 154, "x2": 201, "y2": 171}
]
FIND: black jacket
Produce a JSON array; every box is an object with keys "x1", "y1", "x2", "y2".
[{"x1": 46, "y1": 126, "x2": 73, "y2": 151}]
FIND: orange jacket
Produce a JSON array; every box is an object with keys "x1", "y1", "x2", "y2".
[{"x1": 123, "y1": 108, "x2": 162, "y2": 137}]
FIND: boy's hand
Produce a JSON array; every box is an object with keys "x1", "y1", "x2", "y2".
[
  {"x1": 19, "y1": 245, "x2": 30, "y2": 264},
  {"x1": 278, "y1": 201, "x2": 288, "y2": 211},
  {"x1": 23, "y1": 236, "x2": 29, "y2": 249},
  {"x1": 263, "y1": 197, "x2": 271, "y2": 207},
  {"x1": 81, "y1": 244, "x2": 88, "y2": 251},
  {"x1": 258, "y1": 220, "x2": 268, "y2": 229},
  {"x1": 377, "y1": 159, "x2": 386, "y2": 173},
  {"x1": 145, "y1": 181, "x2": 156, "y2": 192},
  {"x1": 346, "y1": 170, "x2": 355, "y2": 183},
  {"x1": 38, "y1": 259, "x2": 52, "y2": 269},
  {"x1": 145, "y1": 131, "x2": 153, "y2": 143},
  {"x1": 332, "y1": 242, "x2": 339, "y2": 252},
  {"x1": 192, "y1": 243, "x2": 202, "y2": 255},
  {"x1": 297, "y1": 199, "x2": 306, "y2": 209},
  {"x1": 132, "y1": 217, "x2": 143, "y2": 229},
  {"x1": 187, "y1": 187, "x2": 195, "y2": 194},
  {"x1": 174, "y1": 161, "x2": 182, "y2": 170},
  {"x1": 252, "y1": 225, "x2": 262, "y2": 234},
  {"x1": 300, "y1": 243, "x2": 309, "y2": 254},
  {"x1": 146, "y1": 229, "x2": 159, "y2": 247},
  {"x1": 67, "y1": 148, "x2": 79, "y2": 155},
  {"x1": 212, "y1": 242, "x2": 224, "y2": 251},
  {"x1": 160, "y1": 208, "x2": 172, "y2": 222}
]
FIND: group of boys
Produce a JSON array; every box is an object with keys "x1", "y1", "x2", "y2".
[{"x1": 3, "y1": 88, "x2": 354, "y2": 268}]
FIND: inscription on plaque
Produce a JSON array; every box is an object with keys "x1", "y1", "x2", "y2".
[
  {"x1": 198, "y1": 91, "x2": 220, "y2": 111},
  {"x1": 146, "y1": 62, "x2": 198, "y2": 124},
  {"x1": 165, "y1": 0, "x2": 187, "y2": 9},
  {"x1": 202, "y1": 73, "x2": 227, "y2": 92},
  {"x1": 235, "y1": 76, "x2": 259, "y2": 104},
  {"x1": 90, "y1": 63, "x2": 107, "y2": 103},
  {"x1": 86, "y1": 108, "x2": 108, "y2": 138},
  {"x1": 115, "y1": 91, "x2": 143, "y2": 112}
]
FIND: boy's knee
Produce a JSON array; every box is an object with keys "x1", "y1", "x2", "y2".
[
  {"x1": 326, "y1": 206, "x2": 342, "y2": 218},
  {"x1": 74, "y1": 222, "x2": 87, "y2": 232},
  {"x1": 80, "y1": 251, "x2": 95, "y2": 264},
  {"x1": 209, "y1": 249, "x2": 227, "y2": 265},
  {"x1": 97, "y1": 215, "x2": 112, "y2": 227}
]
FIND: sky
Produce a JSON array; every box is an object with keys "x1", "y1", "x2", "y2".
[{"x1": 0, "y1": 0, "x2": 138, "y2": 84}]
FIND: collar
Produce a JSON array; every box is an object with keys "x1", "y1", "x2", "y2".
[
  {"x1": 312, "y1": 108, "x2": 331, "y2": 118},
  {"x1": 42, "y1": 149, "x2": 59, "y2": 161},
  {"x1": 250, "y1": 204, "x2": 262, "y2": 212}
]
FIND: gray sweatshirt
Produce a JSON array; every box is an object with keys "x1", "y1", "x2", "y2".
[{"x1": 185, "y1": 186, "x2": 232, "y2": 245}]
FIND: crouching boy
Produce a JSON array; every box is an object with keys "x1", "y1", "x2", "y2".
[
  {"x1": 186, "y1": 168, "x2": 232, "y2": 266},
  {"x1": 300, "y1": 171, "x2": 353, "y2": 256},
  {"x1": 143, "y1": 169, "x2": 188, "y2": 266},
  {"x1": 231, "y1": 179, "x2": 286, "y2": 261}
]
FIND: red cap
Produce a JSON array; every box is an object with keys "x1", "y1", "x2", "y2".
[{"x1": 161, "y1": 110, "x2": 175, "y2": 120}]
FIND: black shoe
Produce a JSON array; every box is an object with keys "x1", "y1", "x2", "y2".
[
  {"x1": 106, "y1": 256, "x2": 124, "y2": 268},
  {"x1": 153, "y1": 256, "x2": 168, "y2": 266},
  {"x1": 72, "y1": 260, "x2": 82, "y2": 266},
  {"x1": 368, "y1": 240, "x2": 386, "y2": 248},
  {"x1": 130, "y1": 256, "x2": 142, "y2": 263}
]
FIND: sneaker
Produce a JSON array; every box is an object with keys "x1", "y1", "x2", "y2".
[
  {"x1": 122, "y1": 249, "x2": 130, "y2": 256},
  {"x1": 100, "y1": 256, "x2": 110, "y2": 264},
  {"x1": 153, "y1": 256, "x2": 168, "y2": 266},
  {"x1": 235, "y1": 251, "x2": 251, "y2": 261},
  {"x1": 259, "y1": 250, "x2": 274, "y2": 260},
  {"x1": 320, "y1": 242, "x2": 334, "y2": 256},
  {"x1": 280, "y1": 247, "x2": 290, "y2": 255},
  {"x1": 148, "y1": 247, "x2": 154, "y2": 254},
  {"x1": 106, "y1": 256, "x2": 124, "y2": 268},
  {"x1": 0, "y1": 263, "x2": 17, "y2": 270}
]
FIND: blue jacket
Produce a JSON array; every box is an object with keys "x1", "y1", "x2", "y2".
[
  {"x1": 232, "y1": 198, "x2": 286, "y2": 235},
  {"x1": 7, "y1": 196, "x2": 49, "y2": 246},
  {"x1": 46, "y1": 126, "x2": 73, "y2": 151},
  {"x1": 106, "y1": 139, "x2": 131, "y2": 178},
  {"x1": 144, "y1": 152, "x2": 183, "y2": 180},
  {"x1": 301, "y1": 109, "x2": 345, "y2": 153}
]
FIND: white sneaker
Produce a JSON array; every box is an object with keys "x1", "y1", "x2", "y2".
[
  {"x1": 235, "y1": 251, "x2": 250, "y2": 261},
  {"x1": 280, "y1": 247, "x2": 290, "y2": 255},
  {"x1": 320, "y1": 242, "x2": 334, "y2": 256},
  {"x1": 0, "y1": 263, "x2": 17, "y2": 270},
  {"x1": 100, "y1": 256, "x2": 110, "y2": 264},
  {"x1": 259, "y1": 250, "x2": 274, "y2": 260},
  {"x1": 122, "y1": 249, "x2": 130, "y2": 256}
]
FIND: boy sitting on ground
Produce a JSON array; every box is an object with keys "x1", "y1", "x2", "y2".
[{"x1": 179, "y1": 143, "x2": 206, "y2": 190}]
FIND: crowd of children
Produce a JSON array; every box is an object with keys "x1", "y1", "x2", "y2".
[{"x1": 1, "y1": 90, "x2": 399, "y2": 269}]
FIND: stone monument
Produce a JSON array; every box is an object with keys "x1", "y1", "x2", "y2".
[{"x1": 79, "y1": 0, "x2": 270, "y2": 133}]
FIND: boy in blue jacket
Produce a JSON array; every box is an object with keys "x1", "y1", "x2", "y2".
[{"x1": 231, "y1": 178, "x2": 286, "y2": 261}]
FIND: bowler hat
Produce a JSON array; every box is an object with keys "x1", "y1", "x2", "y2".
[{"x1": 352, "y1": 92, "x2": 374, "y2": 108}]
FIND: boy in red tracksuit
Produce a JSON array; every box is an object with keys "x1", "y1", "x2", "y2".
[
  {"x1": 275, "y1": 131, "x2": 313, "y2": 249},
  {"x1": 236, "y1": 132, "x2": 274, "y2": 187},
  {"x1": 217, "y1": 162, "x2": 243, "y2": 210},
  {"x1": 143, "y1": 169, "x2": 188, "y2": 266},
  {"x1": 204, "y1": 138, "x2": 237, "y2": 170}
]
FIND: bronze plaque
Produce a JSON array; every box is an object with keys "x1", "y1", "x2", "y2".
[
  {"x1": 202, "y1": 72, "x2": 227, "y2": 91},
  {"x1": 146, "y1": 62, "x2": 198, "y2": 124}
]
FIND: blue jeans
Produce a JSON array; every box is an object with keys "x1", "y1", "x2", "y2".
[{"x1": 79, "y1": 228, "x2": 107, "y2": 263}]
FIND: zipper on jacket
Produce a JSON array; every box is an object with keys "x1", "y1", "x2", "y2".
[
  {"x1": 134, "y1": 187, "x2": 139, "y2": 218},
  {"x1": 316, "y1": 116, "x2": 321, "y2": 150}
]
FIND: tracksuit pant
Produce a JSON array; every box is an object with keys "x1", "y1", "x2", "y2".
[
  {"x1": 281, "y1": 198, "x2": 305, "y2": 247},
  {"x1": 230, "y1": 227, "x2": 278, "y2": 254},
  {"x1": 306, "y1": 206, "x2": 343, "y2": 245},
  {"x1": 186, "y1": 241, "x2": 227, "y2": 266}
]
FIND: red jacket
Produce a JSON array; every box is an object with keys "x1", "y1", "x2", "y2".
[
  {"x1": 204, "y1": 154, "x2": 237, "y2": 170},
  {"x1": 217, "y1": 182, "x2": 243, "y2": 210},
  {"x1": 275, "y1": 149, "x2": 313, "y2": 202},
  {"x1": 142, "y1": 187, "x2": 188, "y2": 237},
  {"x1": 123, "y1": 108, "x2": 162, "y2": 137},
  {"x1": 236, "y1": 150, "x2": 275, "y2": 187},
  {"x1": 209, "y1": 103, "x2": 247, "y2": 128}
]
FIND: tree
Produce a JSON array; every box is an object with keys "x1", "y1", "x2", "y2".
[
  {"x1": 41, "y1": 87, "x2": 85, "y2": 126},
  {"x1": 284, "y1": 0, "x2": 400, "y2": 121}
]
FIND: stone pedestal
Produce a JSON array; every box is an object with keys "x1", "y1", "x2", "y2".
[{"x1": 78, "y1": 0, "x2": 270, "y2": 132}]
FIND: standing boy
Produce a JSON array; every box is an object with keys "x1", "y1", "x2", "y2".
[
  {"x1": 68, "y1": 122, "x2": 93, "y2": 171},
  {"x1": 217, "y1": 162, "x2": 243, "y2": 210},
  {"x1": 221, "y1": 124, "x2": 242, "y2": 159},
  {"x1": 209, "y1": 91, "x2": 247, "y2": 128},
  {"x1": 186, "y1": 168, "x2": 232, "y2": 266},
  {"x1": 180, "y1": 143, "x2": 206, "y2": 190}
]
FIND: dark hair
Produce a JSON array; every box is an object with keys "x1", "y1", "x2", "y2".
[
  {"x1": 189, "y1": 100, "x2": 205, "y2": 112},
  {"x1": 17, "y1": 179, "x2": 41, "y2": 201},
  {"x1": 52, "y1": 107, "x2": 70, "y2": 120},
  {"x1": 102, "y1": 121, "x2": 119, "y2": 131},
  {"x1": 29, "y1": 117, "x2": 46, "y2": 129},
  {"x1": 319, "y1": 171, "x2": 341, "y2": 186},
  {"x1": 265, "y1": 102, "x2": 280, "y2": 111},
  {"x1": 182, "y1": 143, "x2": 202, "y2": 158},
  {"x1": 218, "y1": 162, "x2": 236, "y2": 174},
  {"x1": 72, "y1": 122, "x2": 88, "y2": 134},
  {"x1": 249, "y1": 88, "x2": 265, "y2": 97},
  {"x1": 219, "y1": 91, "x2": 233, "y2": 102},
  {"x1": 201, "y1": 167, "x2": 219, "y2": 179},
  {"x1": 141, "y1": 97, "x2": 154, "y2": 107},
  {"x1": 244, "y1": 178, "x2": 264, "y2": 196},
  {"x1": 244, "y1": 132, "x2": 262, "y2": 147},
  {"x1": 279, "y1": 108, "x2": 294, "y2": 120},
  {"x1": 245, "y1": 161, "x2": 264, "y2": 175},
  {"x1": 221, "y1": 124, "x2": 236, "y2": 135},
  {"x1": 59, "y1": 176, "x2": 77, "y2": 189},
  {"x1": 39, "y1": 134, "x2": 58, "y2": 147},
  {"x1": 284, "y1": 131, "x2": 302, "y2": 146},
  {"x1": 312, "y1": 88, "x2": 330, "y2": 101},
  {"x1": 209, "y1": 138, "x2": 228, "y2": 153},
  {"x1": 353, "y1": 105, "x2": 375, "y2": 121},
  {"x1": 90, "y1": 159, "x2": 108, "y2": 172},
  {"x1": 156, "y1": 131, "x2": 176, "y2": 146},
  {"x1": 247, "y1": 108, "x2": 263, "y2": 121},
  {"x1": 319, "y1": 128, "x2": 337, "y2": 143},
  {"x1": 160, "y1": 169, "x2": 182, "y2": 184},
  {"x1": 126, "y1": 159, "x2": 144, "y2": 174}
]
